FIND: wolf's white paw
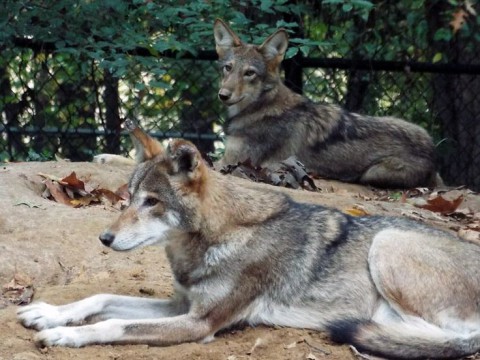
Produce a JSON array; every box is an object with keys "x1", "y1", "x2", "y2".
[
  {"x1": 35, "y1": 327, "x2": 84, "y2": 348},
  {"x1": 92, "y1": 154, "x2": 117, "y2": 164},
  {"x1": 17, "y1": 302, "x2": 67, "y2": 330},
  {"x1": 93, "y1": 154, "x2": 135, "y2": 165}
]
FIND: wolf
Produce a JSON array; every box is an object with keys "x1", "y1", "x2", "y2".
[
  {"x1": 17, "y1": 127, "x2": 480, "y2": 359},
  {"x1": 214, "y1": 19, "x2": 437, "y2": 189}
]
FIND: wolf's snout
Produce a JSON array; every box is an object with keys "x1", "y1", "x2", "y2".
[
  {"x1": 218, "y1": 89, "x2": 231, "y2": 102},
  {"x1": 99, "y1": 231, "x2": 115, "y2": 247}
]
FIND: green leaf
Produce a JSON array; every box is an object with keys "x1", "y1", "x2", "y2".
[
  {"x1": 433, "y1": 28, "x2": 453, "y2": 42},
  {"x1": 432, "y1": 52, "x2": 443, "y2": 63},
  {"x1": 285, "y1": 47, "x2": 299, "y2": 59},
  {"x1": 148, "y1": 80, "x2": 171, "y2": 90},
  {"x1": 351, "y1": 0, "x2": 374, "y2": 9}
]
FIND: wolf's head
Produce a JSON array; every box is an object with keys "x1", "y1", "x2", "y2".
[
  {"x1": 99, "y1": 134, "x2": 209, "y2": 251},
  {"x1": 214, "y1": 19, "x2": 288, "y2": 117}
]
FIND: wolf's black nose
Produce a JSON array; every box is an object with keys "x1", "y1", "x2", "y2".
[
  {"x1": 218, "y1": 90, "x2": 231, "y2": 102},
  {"x1": 99, "y1": 231, "x2": 115, "y2": 247}
]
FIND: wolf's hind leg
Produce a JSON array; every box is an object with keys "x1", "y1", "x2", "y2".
[
  {"x1": 368, "y1": 228, "x2": 480, "y2": 331},
  {"x1": 359, "y1": 157, "x2": 434, "y2": 188},
  {"x1": 327, "y1": 228, "x2": 480, "y2": 359}
]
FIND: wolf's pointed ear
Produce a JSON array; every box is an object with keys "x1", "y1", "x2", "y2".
[
  {"x1": 259, "y1": 29, "x2": 289, "y2": 62},
  {"x1": 214, "y1": 19, "x2": 243, "y2": 58},
  {"x1": 125, "y1": 120, "x2": 164, "y2": 163},
  {"x1": 167, "y1": 139, "x2": 206, "y2": 181}
]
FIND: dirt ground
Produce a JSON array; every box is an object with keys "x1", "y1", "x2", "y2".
[{"x1": 1, "y1": 161, "x2": 479, "y2": 360}]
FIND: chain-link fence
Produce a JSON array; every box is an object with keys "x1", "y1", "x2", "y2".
[{"x1": 2, "y1": 8, "x2": 480, "y2": 190}]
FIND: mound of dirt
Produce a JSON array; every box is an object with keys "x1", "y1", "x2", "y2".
[{"x1": 0, "y1": 161, "x2": 478, "y2": 360}]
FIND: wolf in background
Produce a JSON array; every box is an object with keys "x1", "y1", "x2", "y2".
[
  {"x1": 18, "y1": 125, "x2": 480, "y2": 359},
  {"x1": 214, "y1": 19, "x2": 437, "y2": 189}
]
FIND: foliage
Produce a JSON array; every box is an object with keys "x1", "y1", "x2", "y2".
[
  {"x1": 1, "y1": 0, "x2": 479, "y2": 178},
  {"x1": 0, "y1": 0, "x2": 320, "y2": 82}
]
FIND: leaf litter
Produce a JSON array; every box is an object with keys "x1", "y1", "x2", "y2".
[
  {"x1": 38, "y1": 171, "x2": 128, "y2": 209},
  {"x1": 219, "y1": 156, "x2": 317, "y2": 191},
  {"x1": 1, "y1": 273, "x2": 34, "y2": 308}
]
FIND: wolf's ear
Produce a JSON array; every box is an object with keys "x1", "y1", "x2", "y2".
[
  {"x1": 167, "y1": 139, "x2": 206, "y2": 180},
  {"x1": 259, "y1": 29, "x2": 289, "y2": 61},
  {"x1": 125, "y1": 120, "x2": 164, "y2": 163},
  {"x1": 214, "y1": 19, "x2": 243, "y2": 58}
]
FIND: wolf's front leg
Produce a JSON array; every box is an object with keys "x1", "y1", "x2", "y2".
[
  {"x1": 35, "y1": 315, "x2": 213, "y2": 347},
  {"x1": 17, "y1": 294, "x2": 187, "y2": 330}
]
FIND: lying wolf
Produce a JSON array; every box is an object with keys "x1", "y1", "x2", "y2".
[
  {"x1": 214, "y1": 19, "x2": 437, "y2": 189},
  {"x1": 18, "y1": 127, "x2": 480, "y2": 359}
]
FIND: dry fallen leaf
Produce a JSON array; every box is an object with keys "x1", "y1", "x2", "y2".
[
  {"x1": 115, "y1": 183, "x2": 130, "y2": 200},
  {"x1": 61, "y1": 171, "x2": 86, "y2": 192},
  {"x1": 43, "y1": 179, "x2": 74, "y2": 206},
  {"x1": 39, "y1": 171, "x2": 126, "y2": 208},
  {"x1": 416, "y1": 194, "x2": 464, "y2": 214},
  {"x1": 93, "y1": 188, "x2": 124, "y2": 205},
  {"x1": 1, "y1": 273, "x2": 35, "y2": 306},
  {"x1": 344, "y1": 206, "x2": 369, "y2": 217},
  {"x1": 221, "y1": 157, "x2": 317, "y2": 191},
  {"x1": 70, "y1": 196, "x2": 99, "y2": 207}
]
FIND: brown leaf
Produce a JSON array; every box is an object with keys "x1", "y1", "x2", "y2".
[
  {"x1": 417, "y1": 194, "x2": 464, "y2": 214},
  {"x1": 43, "y1": 180, "x2": 73, "y2": 206},
  {"x1": 38, "y1": 172, "x2": 68, "y2": 185},
  {"x1": 93, "y1": 188, "x2": 124, "y2": 205},
  {"x1": 70, "y1": 196, "x2": 99, "y2": 208},
  {"x1": 450, "y1": 9, "x2": 468, "y2": 33},
  {"x1": 115, "y1": 183, "x2": 130, "y2": 200},
  {"x1": 2, "y1": 273, "x2": 35, "y2": 306},
  {"x1": 61, "y1": 171, "x2": 86, "y2": 192}
]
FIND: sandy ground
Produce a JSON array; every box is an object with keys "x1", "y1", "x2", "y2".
[{"x1": 0, "y1": 161, "x2": 479, "y2": 360}]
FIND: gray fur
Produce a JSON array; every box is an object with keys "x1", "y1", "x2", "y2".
[
  {"x1": 214, "y1": 19, "x2": 437, "y2": 188},
  {"x1": 17, "y1": 137, "x2": 480, "y2": 359}
]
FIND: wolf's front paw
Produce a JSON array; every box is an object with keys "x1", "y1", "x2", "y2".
[
  {"x1": 17, "y1": 302, "x2": 67, "y2": 330},
  {"x1": 93, "y1": 154, "x2": 135, "y2": 165},
  {"x1": 92, "y1": 154, "x2": 117, "y2": 164},
  {"x1": 35, "y1": 327, "x2": 84, "y2": 348}
]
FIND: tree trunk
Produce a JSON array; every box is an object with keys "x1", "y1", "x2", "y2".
[{"x1": 103, "y1": 69, "x2": 121, "y2": 154}]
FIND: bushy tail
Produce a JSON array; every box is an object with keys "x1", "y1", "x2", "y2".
[{"x1": 328, "y1": 319, "x2": 480, "y2": 359}]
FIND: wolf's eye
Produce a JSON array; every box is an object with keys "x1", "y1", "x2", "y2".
[
  {"x1": 144, "y1": 197, "x2": 159, "y2": 207},
  {"x1": 244, "y1": 69, "x2": 256, "y2": 77},
  {"x1": 223, "y1": 64, "x2": 232, "y2": 72}
]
